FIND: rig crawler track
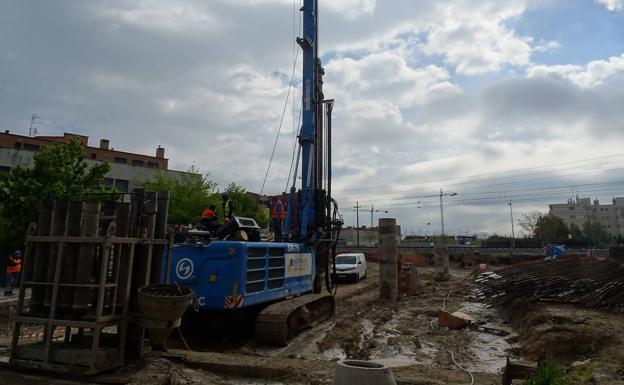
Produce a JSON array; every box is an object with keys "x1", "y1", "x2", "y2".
[{"x1": 254, "y1": 293, "x2": 335, "y2": 346}]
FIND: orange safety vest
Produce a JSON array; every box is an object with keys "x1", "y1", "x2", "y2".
[
  {"x1": 272, "y1": 200, "x2": 286, "y2": 219},
  {"x1": 202, "y1": 208, "x2": 216, "y2": 218},
  {"x1": 6, "y1": 256, "x2": 21, "y2": 274}
]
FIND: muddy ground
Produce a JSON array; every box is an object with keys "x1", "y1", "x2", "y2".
[{"x1": 1, "y1": 262, "x2": 623, "y2": 385}]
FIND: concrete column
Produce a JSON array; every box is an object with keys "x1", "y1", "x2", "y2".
[
  {"x1": 434, "y1": 245, "x2": 450, "y2": 282},
  {"x1": 409, "y1": 265, "x2": 419, "y2": 295},
  {"x1": 378, "y1": 218, "x2": 398, "y2": 301}
]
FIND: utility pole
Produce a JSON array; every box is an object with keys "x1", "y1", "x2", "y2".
[
  {"x1": 508, "y1": 200, "x2": 515, "y2": 249},
  {"x1": 29, "y1": 114, "x2": 39, "y2": 137},
  {"x1": 370, "y1": 204, "x2": 389, "y2": 227},
  {"x1": 439, "y1": 190, "x2": 445, "y2": 238},
  {"x1": 354, "y1": 201, "x2": 360, "y2": 246},
  {"x1": 426, "y1": 189, "x2": 457, "y2": 239}
]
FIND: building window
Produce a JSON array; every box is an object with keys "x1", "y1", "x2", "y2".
[
  {"x1": 14, "y1": 142, "x2": 21, "y2": 149},
  {"x1": 146, "y1": 161, "x2": 159, "y2": 169},
  {"x1": 90, "y1": 153, "x2": 97, "y2": 159},
  {"x1": 0, "y1": 166, "x2": 10, "y2": 172},
  {"x1": 114, "y1": 179, "x2": 129, "y2": 192},
  {"x1": 132, "y1": 159, "x2": 144, "y2": 167},
  {"x1": 23, "y1": 143, "x2": 40, "y2": 151},
  {"x1": 606, "y1": 216, "x2": 610, "y2": 220},
  {"x1": 103, "y1": 178, "x2": 114, "y2": 187},
  {"x1": 608, "y1": 225, "x2": 611, "y2": 228},
  {"x1": 568, "y1": 206, "x2": 575, "y2": 210},
  {"x1": 114, "y1": 157, "x2": 127, "y2": 164},
  {"x1": 570, "y1": 215, "x2": 576, "y2": 218}
]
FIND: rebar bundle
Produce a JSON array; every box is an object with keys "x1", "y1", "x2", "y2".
[{"x1": 476, "y1": 256, "x2": 624, "y2": 313}]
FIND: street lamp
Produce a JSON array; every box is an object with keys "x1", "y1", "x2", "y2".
[{"x1": 353, "y1": 201, "x2": 361, "y2": 246}]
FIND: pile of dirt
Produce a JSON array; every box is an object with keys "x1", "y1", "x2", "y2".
[{"x1": 504, "y1": 299, "x2": 624, "y2": 376}]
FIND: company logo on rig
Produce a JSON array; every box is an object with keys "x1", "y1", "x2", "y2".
[
  {"x1": 304, "y1": 79, "x2": 312, "y2": 111},
  {"x1": 175, "y1": 258, "x2": 194, "y2": 280}
]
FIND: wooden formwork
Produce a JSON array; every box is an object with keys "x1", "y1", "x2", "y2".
[{"x1": 9, "y1": 191, "x2": 171, "y2": 374}]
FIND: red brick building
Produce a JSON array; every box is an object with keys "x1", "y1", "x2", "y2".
[
  {"x1": 0, "y1": 131, "x2": 168, "y2": 170},
  {"x1": 0, "y1": 131, "x2": 194, "y2": 192}
]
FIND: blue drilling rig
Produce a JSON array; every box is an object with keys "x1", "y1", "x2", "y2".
[{"x1": 165, "y1": 0, "x2": 342, "y2": 345}]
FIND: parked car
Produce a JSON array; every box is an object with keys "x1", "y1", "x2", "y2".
[{"x1": 332, "y1": 253, "x2": 367, "y2": 283}]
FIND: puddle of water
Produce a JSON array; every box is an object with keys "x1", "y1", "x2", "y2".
[
  {"x1": 458, "y1": 301, "x2": 517, "y2": 373},
  {"x1": 322, "y1": 346, "x2": 347, "y2": 360},
  {"x1": 364, "y1": 310, "x2": 436, "y2": 368}
]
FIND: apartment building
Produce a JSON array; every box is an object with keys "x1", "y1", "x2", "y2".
[
  {"x1": 549, "y1": 196, "x2": 624, "y2": 237},
  {"x1": 0, "y1": 131, "x2": 198, "y2": 192}
]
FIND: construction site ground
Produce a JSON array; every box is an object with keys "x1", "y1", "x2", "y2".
[{"x1": 1, "y1": 261, "x2": 623, "y2": 385}]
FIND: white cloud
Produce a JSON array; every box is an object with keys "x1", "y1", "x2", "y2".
[
  {"x1": 329, "y1": 2, "x2": 539, "y2": 76},
  {"x1": 326, "y1": 51, "x2": 456, "y2": 107},
  {"x1": 324, "y1": 0, "x2": 377, "y2": 19},
  {"x1": 97, "y1": 0, "x2": 220, "y2": 33},
  {"x1": 421, "y1": 2, "x2": 533, "y2": 75},
  {"x1": 596, "y1": 0, "x2": 624, "y2": 12},
  {"x1": 534, "y1": 40, "x2": 560, "y2": 53},
  {"x1": 228, "y1": 0, "x2": 376, "y2": 19},
  {"x1": 527, "y1": 53, "x2": 624, "y2": 87}
]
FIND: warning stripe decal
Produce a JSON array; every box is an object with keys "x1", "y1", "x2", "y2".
[{"x1": 224, "y1": 295, "x2": 244, "y2": 309}]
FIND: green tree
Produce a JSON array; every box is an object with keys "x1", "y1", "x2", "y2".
[
  {"x1": 0, "y1": 138, "x2": 111, "y2": 249},
  {"x1": 569, "y1": 223, "x2": 584, "y2": 239},
  {"x1": 534, "y1": 213, "x2": 569, "y2": 244},
  {"x1": 143, "y1": 167, "x2": 219, "y2": 225},
  {"x1": 224, "y1": 183, "x2": 269, "y2": 228},
  {"x1": 569, "y1": 223, "x2": 585, "y2": 242},
  {"x1": 582, "y1": 217, "x2": 610, "y2": 247}
]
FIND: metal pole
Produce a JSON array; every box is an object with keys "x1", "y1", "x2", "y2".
[
  {"x1": 509, "y1": 200, "x2": 515, "y2": 249},
  {"x1": 370, "y1": 205, "x2": 374, "y2": 228},
  {"x1": 326, "y1": 100, "x2": 333, "y2": 209},
  {"x1": 355, "y1": 201, "x2": 360, "y2": 246},
  {"x1": 439, "y1": 189, "x2": 445, "y2": 238}
]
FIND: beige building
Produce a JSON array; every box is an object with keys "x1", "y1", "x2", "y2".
[
  {"x1": 339, "y1": 225, "x2": 402, "y2": 247},
  {"x1": 340, "y1": 226, "x2": 379, "y2": 247},
  {"x1": 0, "y1": 131, "x2": 198, "y2": 192},
  {"x1": 549, "y1": 196, "x2": 624, "y2": 237}
]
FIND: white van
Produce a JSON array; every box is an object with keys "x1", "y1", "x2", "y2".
[{"x1": 332, "y1": 253, "x2": 367, "y2": 282}]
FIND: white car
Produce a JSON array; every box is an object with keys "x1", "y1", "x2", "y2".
[{"x1": 332, "y1": 253, "x2": 367, "y2": 282}]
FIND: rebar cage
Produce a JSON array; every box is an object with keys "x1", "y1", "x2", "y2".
[{"x1": 10, "y1": 190, "x2": 171, "y2": 374}]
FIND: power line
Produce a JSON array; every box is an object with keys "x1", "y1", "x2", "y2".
[
  {"x1": 259, "y1": 47, "x2": 300, "y2": 195},
  {"x1": 333, "y1": 153, "x2": 624, "y2": 194},
  {"x1": 335, "y1": 164, "x2": 624, "y2": 205},
  {"x1": 337, "y1": 182, "x2": 624, "y2": 210}
]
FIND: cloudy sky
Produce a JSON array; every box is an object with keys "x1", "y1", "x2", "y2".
[{"x1": 2, "y1": 0, "x2": 624, "y2": 236}]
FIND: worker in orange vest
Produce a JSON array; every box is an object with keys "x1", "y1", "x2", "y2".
[
  {"x1": 4, "y1": 250, "x2": 21, "y2": 296},
  {"x1": 200, "y1": 204, "x2": 218, "y2": 232},
  {"x1": 272, "y1": 196, "x2": 286, "y2": 242}
]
